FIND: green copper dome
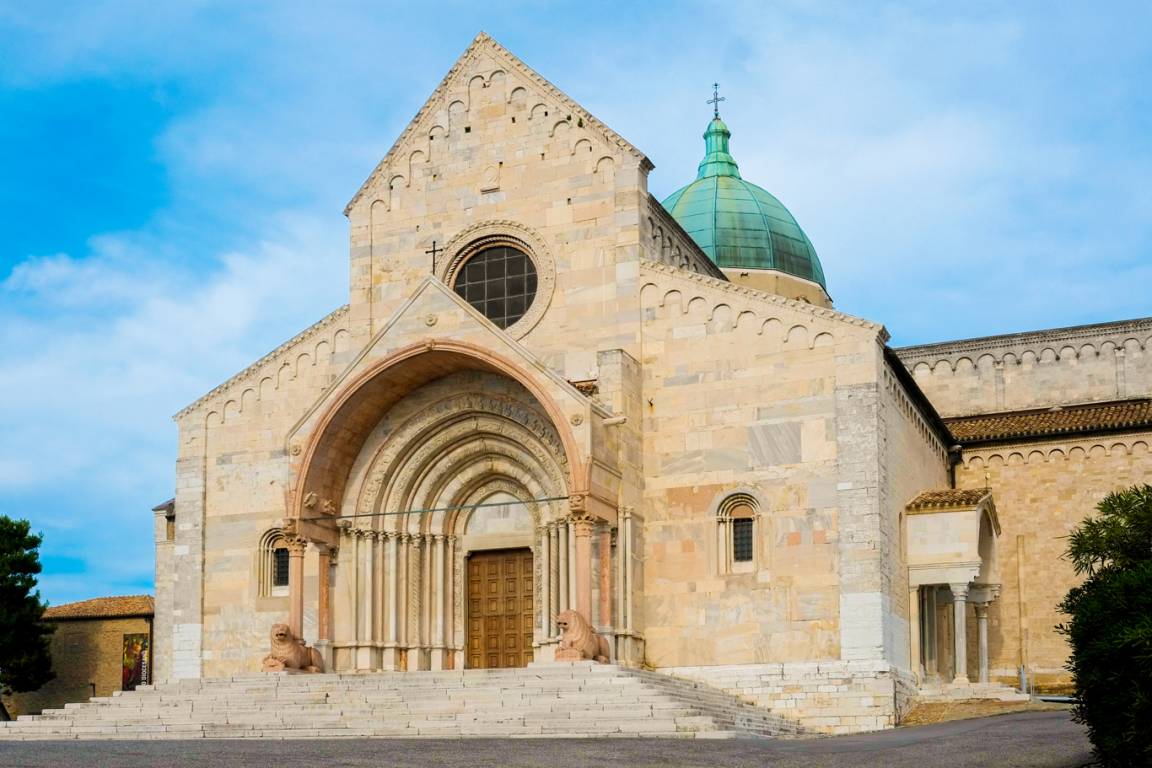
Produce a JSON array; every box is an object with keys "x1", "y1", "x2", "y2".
[{"x1": 662, "y1": 117, "x2": 826, "y2": 289}]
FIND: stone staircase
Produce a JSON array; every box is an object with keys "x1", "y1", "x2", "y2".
[
  {"x1": 0, "y1": 662, "x2": 803, "y2": 740},
  {"x1": 915, "y1": 681, "x2": 1032, "y2": 703}
]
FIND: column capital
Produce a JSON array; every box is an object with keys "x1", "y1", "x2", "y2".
[
  {"x1": 433, "y1": 533, "x2": 445, "y2": 543},
  {"x1": 949, "y1": 582, "x2": 970, "y2": 600},
  {"x1": 973, "y1": 602, "x2": 990, "y2": 617},
  {"x1": 284, "y1": 536, "x2": 308, "y2": 556}
]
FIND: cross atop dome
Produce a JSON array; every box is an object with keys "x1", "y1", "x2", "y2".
[{"x1": 707, "y1": 82, "x2": 726, "y2": 118}]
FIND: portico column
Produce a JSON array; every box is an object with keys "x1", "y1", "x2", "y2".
[
  {"x1": 317, "y1": 545, "x2": 334, "y2": 643},
  {"x1": 950, "y1": 583, "x2": 970, "y2": 684},
  {"x1": 286, "y1": 536, "x2": 308, "y2": 637},
  {"x1": 908, "y1": 586, "x2": 921, "y2": 683},
  {"x1": 975, "y1": 602, "x2": 990, "y2": 684},
  {"x1": 572, "y1": 516, "x2": 594, "y2": 621}
]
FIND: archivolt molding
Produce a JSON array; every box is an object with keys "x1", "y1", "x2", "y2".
[
  {"x1": 176, "y1": 305, "x2": 351, "y2": 422},
  {"x1": 962, "y1": 434, "x2": 1152, "y2": 469},
  {"x1": 350, "y1": 389, "x2": 568, "y2": 528},
  {"x1": 436, "y1": 219, "x2": 556, "y2": 339},
  {"x1": 345, "y1": 33, "x2": 646, "y2": 216},
  {"x1": 640, "y1": 260, "x2": 882, "y2": 347}
]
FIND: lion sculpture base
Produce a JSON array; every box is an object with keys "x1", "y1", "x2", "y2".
[
  {"x1": 555, "y1": 609, "x2": 610, "y2": 663},
  {"x1": 262, "y1": 622, "x2": 325, "y2": 674}
]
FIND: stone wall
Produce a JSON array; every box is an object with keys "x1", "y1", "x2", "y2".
[
  {"x1": 897, "y1": 318, "x2": 1152, "y2": 417},
  {"x1": 661, "y1": 660, "x2": 915, "y2": 734},
  {"x1": 2, "y1": 617, "x2": 151, "y2": 717},
  {"x1": 636, "y1": 261, "x2": 892, "y2": 668},
  {"x1": 954, "y1": 432, "x2": 1152, "y2": 690}
]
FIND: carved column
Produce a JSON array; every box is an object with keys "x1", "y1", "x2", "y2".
[
  {"x1": 386, "y1": 533, "x2": 398, "y2": 645},
  {"x1": 623, "y1": 507, "x2": 634, "y2": 633},
  {"x1": 446, "y1": 535, "x2": 457, "y2": 668},
  {"x1": 950, "y1": 583, "x2": 970, "y2": 684},
  {"x1": 431, "y1": 534, "x2": 446, "y2": 669},
  {"x1": 598, "y1": 525, "x2": 611, "y2": 628},
  {"x1": 362, "y1": 531, "x2": 376, "y2": 665},
  {"x1": 317, "y1": 546, "x2": 334, "y2": 643},
  {"x1": 549, "y1": 523, "x2": 560, "y2": 637},
  {"x1": 975, "y1": 602, "x2": 990, "y2": 684},
  {"x1": 396, "y1": 533, "x2": 409, "y2": 657},
  {"x1": 286, "y1": 536, "x2": 308, "y2": 637},
  {"x1": 557, "y1": 522, "x2": 569, "y2": 616},
  {"x1": 408, "y1": 534, "x2": 422, "y2": 666},
  {"x1": 539, "y1": 525, "x2": 551, "y2": 642}
]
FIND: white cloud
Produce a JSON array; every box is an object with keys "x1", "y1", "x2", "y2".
[{"x1": 0, "y1": 211, "x2": 346, "y2": 599}]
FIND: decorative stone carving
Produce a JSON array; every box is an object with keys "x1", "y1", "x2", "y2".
[
  {"x1": 261, "y1": 623, "x2": 324, "y2": 673},
  {"x1": 555, "y1": 609, "x2": 609, "y2": 663}
]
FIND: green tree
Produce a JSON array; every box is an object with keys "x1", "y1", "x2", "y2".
[
  {"x1": 0, "y1": 516, "x2": 55, "y2": 700},
  {"x1": 1059, "y1": 485, "x2": 1152, "y2": 767}
]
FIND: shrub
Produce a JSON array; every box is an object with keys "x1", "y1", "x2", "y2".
[{"x1": 1059, "y1": 485, "x2": 1152, "y2": 767}]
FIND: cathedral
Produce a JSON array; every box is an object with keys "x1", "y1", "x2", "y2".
[{"x1": 152, "y1": 34, "x2": 1152, "y2": 733}]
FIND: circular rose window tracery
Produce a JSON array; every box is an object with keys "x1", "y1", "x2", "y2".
[{"x1": 452, "y1": 245, "x2": 538, "y2": 330}]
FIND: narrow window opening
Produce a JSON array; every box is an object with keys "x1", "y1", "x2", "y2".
[{"x1": 273, "y1": 547, "x2": 290, "y2": 588}]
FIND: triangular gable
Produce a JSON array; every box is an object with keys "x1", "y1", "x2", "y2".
[
  {"x1": 288, "y1": 275, "x2": 609, "y2": 441},
  {"x1": 344, "y1": 32, "x2": 652, "y2": 215}
]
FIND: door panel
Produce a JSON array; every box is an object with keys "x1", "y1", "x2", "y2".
[{"x1": 466, "y1": 548, "x2": 533, "y2": 669}]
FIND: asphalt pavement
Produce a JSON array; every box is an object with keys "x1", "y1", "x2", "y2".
[{"x1": 0, "y1": 710, "x2": 1093, "y2": 768}]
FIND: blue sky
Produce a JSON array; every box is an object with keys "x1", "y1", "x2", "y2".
[{"x1": 1, "y1": 1, "x2": 1150, "y2": 604}]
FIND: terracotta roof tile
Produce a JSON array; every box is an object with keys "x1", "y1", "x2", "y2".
[
  {"x1": 906, "y1": 488, "x2": 990, "y2": 511},
  {"x1": 946, "y1": 398, "x2": 1152, "y2": 444},
  {"x1": 43, "y1": 595, "x2": 154, "y2": 620}
]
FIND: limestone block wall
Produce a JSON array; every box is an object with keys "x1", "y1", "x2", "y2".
[
  {"x1": 851, "y1": 363, "x2": 948, "y2": 669},
  {"x1": 897, "y1": 318, "x2": 1152, "y2": 417},
  {"x1": 661, "y1": 660, "x2": 917, "y2": 735},
  {"x1": 954, "y1": 432, "x2": 1152, "y2": 690},
  {"x1": 2, "y1": 617, "x2": 151, "y2": 717},
  {"x1": 166, "y1": 308, "x2": 353, "y2": 680},
  {"x1": 636, "y1": 261, "x2": 890, "y2": 669}
]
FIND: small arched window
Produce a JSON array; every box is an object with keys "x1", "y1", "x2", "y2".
[
  {"x1": 716, "y1": 492, "x2": 762, "y2": 574},
  {"x1": 259, "y1": 528, "x2": 290, "y2": 597}
]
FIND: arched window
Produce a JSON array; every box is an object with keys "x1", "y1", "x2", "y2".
[
  {"x1": 715, "y1": 492, "x2": 762, "y2": 574},
  {"x1": 258, "y1": 528, "x2": 290, "y2": 597}
]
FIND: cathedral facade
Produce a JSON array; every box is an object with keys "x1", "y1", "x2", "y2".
[{"x1": 153, "y1": 34, "x2": 1152, "y2": 734}]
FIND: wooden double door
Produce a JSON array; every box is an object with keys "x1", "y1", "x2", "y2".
[{"x1": 466, "y1": 548, "x2": 534, "y2": 669}]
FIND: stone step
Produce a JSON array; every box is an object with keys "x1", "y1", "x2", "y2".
[{"x1": 0, "y1": 663, "x2": 799, "y2": 740}]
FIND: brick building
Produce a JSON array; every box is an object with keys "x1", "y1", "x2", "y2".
[{"x1": 2, "y1": 596, "x2": 153, "y2": 718}]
